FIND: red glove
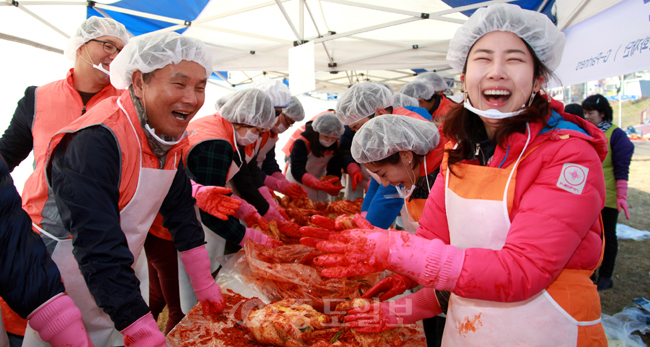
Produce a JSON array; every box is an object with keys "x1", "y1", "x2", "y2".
[
  {"x1": 192, "y1": 180, "x2": 241, "y2": 220},
  {"x1": 272, "y1": 172, "x2": 307, "y2": 198},
  {"x1": 311, "y1": 215, "x2": 336, "y2": 230},
  {"x1": 277, "y1": 220, "x2": 302, "y2": 238},
  {"x1": 310, "y1": 229, "x2": 464, "y2": 292},
  {"x1": 345, "y1": 288, "x2": 442, "y2": 333},
  {"x1": 362, "y1": 274, "x2": 415, "y2": 301},
  {"x1": 180, "y1": 245, "x2": 225, "y2": 315},
  {"x1": 120, "y1": 312, "x2": 166, "y2": 347},
  {"x1": 302, "y1": 173, "x2": 344, "y2": 196},
  {"x1": 616, "y1": 179, "x2": 630, "y2": 219},
  {"x1": 28, "y1": 294, "x2": 94, "y2": 347},
  {"x1": 346, "y1": 163, "x2": 363, "y2": 191},
  {"x1": 354, "y1": 213, "x2": 374, "y2": 229},
  {"x1": 244, "y1": 211, "x2": 269, "y2": 231}
]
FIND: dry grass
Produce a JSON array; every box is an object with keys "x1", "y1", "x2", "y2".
[
  {"x1": 610, "y1": 97, "x2": 650, "y2": 129},
  {"x1": 598, "y1": 141, "x2": 650, "y2": 344}
]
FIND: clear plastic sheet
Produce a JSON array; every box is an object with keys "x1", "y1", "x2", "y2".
[{"x1": 602, "y1": 307, "x2": 650, "y2": 347}]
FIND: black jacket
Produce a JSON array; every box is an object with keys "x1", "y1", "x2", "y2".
[
  {"x1": 0, "y1": 86, "x2": 37, "y2": 172},
  {"x1": 0, "y1": 156, "x2": 64, "y2": 318}
]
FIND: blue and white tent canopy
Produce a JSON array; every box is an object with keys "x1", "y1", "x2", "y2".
[{"x1": 0, "y1": 0, "x2": 623, "y2": 92}]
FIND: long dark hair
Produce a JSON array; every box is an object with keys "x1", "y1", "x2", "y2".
[
  {"x1": 305, "y1": 121, "x2": 340, "y2": 158},
  {"x1": 443, "y1": 38, "x2": 553, "y2": 167},
  {"x1": 582, "y1": 94, "x2": 613, "y2": 122}
]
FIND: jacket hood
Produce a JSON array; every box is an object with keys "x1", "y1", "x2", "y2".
[{"x1": 491, "y1": 97, "x2": 608, "y2": 169}]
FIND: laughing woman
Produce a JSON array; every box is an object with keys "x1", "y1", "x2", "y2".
[{"x1": 306, "y1": 4, "x2": 608, "y2": 346}]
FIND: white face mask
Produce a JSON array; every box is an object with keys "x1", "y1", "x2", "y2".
[
  {"x1": 272, "y1": 123, "x2": 288, "y2": 134},
  {"x1": 319, "y1": 137, "x2": 336, "y2": 147},
  {"x1": 235, "y1": 129, "x2": 258, "y2": 146},
  {"x1": 144, "y1": 123, "x2": 186, "y2": 145},
  {"x1": 395, "y1": 184, "x2": 417, "y2": 199},
  {"x1": 463, "y1": 98, "x2": 525, "y2": 119}
]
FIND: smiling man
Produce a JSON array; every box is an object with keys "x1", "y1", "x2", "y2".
[
  {"x1": 21, "y1": 32, "x2": 225, "y2": 347},
  {"x1": 0, "y1": 16, "x2": 129, "y2": 344}
]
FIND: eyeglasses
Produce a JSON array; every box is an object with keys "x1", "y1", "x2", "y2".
[{"x1": 89, "y1": 39, "x2": 122, "y2": 55}]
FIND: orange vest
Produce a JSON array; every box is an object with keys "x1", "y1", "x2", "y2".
[
  {"x1": 281, "y1": 111, "x2": 333, "y2": 157},
  {"x1": 22, "y1": 69, "x2": 122, "y2": 229},
  {"x1": 431, "y1": 95, "x2": 457, "y2": 121}
]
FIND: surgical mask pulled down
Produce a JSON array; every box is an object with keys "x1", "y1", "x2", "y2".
[
  {"x1": 236, "y1": 129, "x2": 259, "y2": 146},
  {"x1": 463, "y1": 83, "x2": 536, "y2": 120},
  {"x1": 272, "y1": 123, "x2": 288, "y2": 134},
  {"x1": 319, "y1": 137, "x2": 336, "y2": 148},
  {"x1": 369, "y1": 157, "x2": 418, "y2": 199},
  {"x1": 80, "y1": 44, "x2": 111, "y2": 76}
]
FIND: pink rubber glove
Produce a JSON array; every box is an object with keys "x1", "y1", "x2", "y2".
[
  {"x1": 277, "y1": 220, "x2": 303, "y2": 238},
  {"x1": 120, "y1": 312, "x2": 166, "y2": 347},
  {"x1": 346, "y1": 163, "x2": 363, "y2": 191},
  {"x1": 240, "y1": 228, "x2": 282, "y2": 247},
  {"x1": 360, "y1": 211, "x2": 368, "y2": 218},
  {"x1": 344, "y1": 287, "x2": 442, "y2": 333},
  {"x1": 264, "y1": 174, "x2": 307, "y2": 199},
  {"x1": 28, "y1": 294, "x2": 94, "y2": 347},
  {"x1": 271, "y1": 171, "x2": 307, "y2": 198},
  {"x1": 258, "y1": 187, "x2": 287, "y2": 223},
  {"x1": 308, "y1": 229, "x2": 464, "y2": 291},
  {"x1": 180, "y1": 245, "x2": 225, "y2": 315},
  {"x1": 362, "y1": 274, "x2": 416, "y2": 301},
  {"x1": 232, "y1": 195, "x2": 270, "y2": 231},
  {"x1": 191, "y1": 180, "x2": 241, "y2": 220},
  {"x1": 616, "y1": 179, "x2": 630, "y2": 219},
  {"x1": 301, "y1": 173, "x2": 344, "y2": 196}
]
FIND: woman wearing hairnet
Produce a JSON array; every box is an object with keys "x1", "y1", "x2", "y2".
[
  {"x1": 206, "y1": 89, "x2": 301, "y2": 240},
  {"x1": 249, "y1": 87, "x2": 308, "y2": 199},
  {"x1": 348, "y1": 115, "x2": 447, "y2": 346},
  {"x1": 337, "y1": 82, "x2": 428, "y2": 228},
  {"x1": 286, "y1": 113, "x2": 348, "y2": 201},
  {"x1": 414, "y1": 72, "x2": 458, "y2": 121},
  {"x1": 25, "y1": 32, "x2": 228, "y2": 347},
  {"x1": 305, "y1": 4, "x2": 607, "y2": 346}
]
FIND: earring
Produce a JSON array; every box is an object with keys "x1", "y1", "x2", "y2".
[{"x1": 528, "y1": 92, "x2": 536, "y2": 107}]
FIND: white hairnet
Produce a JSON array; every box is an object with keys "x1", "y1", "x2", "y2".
[
  {"x1": 414, "y1": 72, "x2": 448, "y2": 92},
  {"x1": 336, "y1": 82, "x2": 394, "y2": 125},
  {"x1": 220, "y1": 89, "x2": 276, "y2": 130},
  {"x1": 393, "y1": 93, "x2": 419, "y2": 108},
  {"x1": 215, "y1": 92, "x2": 237, "y2": 112},
  {"x1": 376, "y1": 82, "x2": 394, "y2": 94},
  {"x1": 64, "y1": 16, "x2": 130, "y2": 61},
  {"x1": 446, "y1": 3, "x2": 565, "y2": 73},
  {"x1": 351, "y1": 115, "x2": 440, "y2": 164},
  {"x1": 400, "y1": 82, "x2": 434, "y2": 101},
  {"x1": 250, "y1": 79, "x2": 291, "y2": 107},
  {"x1": 282, "y1": 96, "x2": 305, "y2": 122},
  {"x1": 312, "y1": 113, "x2": 344, "y2": 138},
  {"x1": 110, "y1": 32, "x2": 213, "y2": 89}
]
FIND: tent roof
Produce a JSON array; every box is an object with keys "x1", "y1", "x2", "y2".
[{"x1": 0, "y1": 0, "x2": 622, "y2": 92}]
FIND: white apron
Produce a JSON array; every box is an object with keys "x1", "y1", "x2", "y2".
[
  {"x1": 179, "y1": 126, "x2": 244, "y2": 314},
  {"x1": 440, "y1": 124, "x2": 600, "y2": 346},
  {"x1": 343, "y1": 165, "x2": 370, "y2": 201},
  {"x1": 255, "y1": 134, "x2": 279, "y2": 169},
  {"x1": 286, "y1": 150, "x2": 333, "y2": 202},
  {"x1": 24, "y1": 100, "x2": 177, "y2": 347}
]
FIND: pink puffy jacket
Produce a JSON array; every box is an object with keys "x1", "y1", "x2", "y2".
[{"x1": 417, "y1": 101, "x2": 607, "y2": 303}]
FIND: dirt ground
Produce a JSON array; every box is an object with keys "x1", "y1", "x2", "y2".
[{"x1": 158, "y1": 142, "x2": 650, "y2": 343}]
